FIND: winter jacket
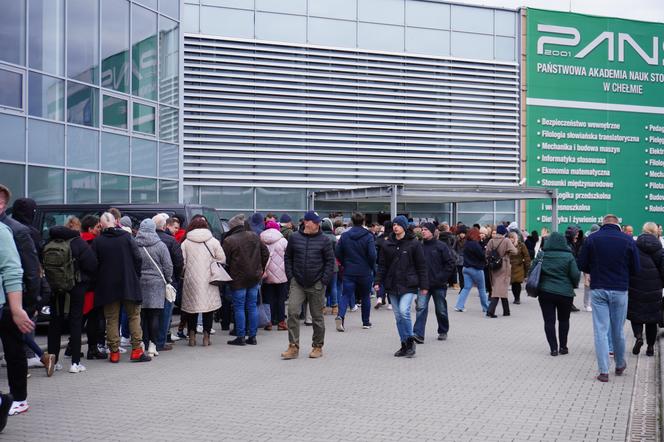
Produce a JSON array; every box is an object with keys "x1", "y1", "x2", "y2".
[
  {"x1": 157, "y1": 229, "x2": 183, "y2": 281},
  {"x1": 181, "y1": 228, "x2": 225, "y2": 313},
  {"x1": 260, "y1": 228, "x2": 288, "y2": 284},
  {"x1": 135, "y1": 228, "x2": 173, "y2": 309},
  {"x1": 11, "y1": 198, "x2": 42, "y2": 254},
  {"x1": 375, "y1": 231, "x2": 429, "y2": 296},
  {"x1": 485, "y1": 235, "x2": 518, "y2": 298},
  {"x1": 222, "y1": 225, "x2": 269, "y2": 290},
  {"x1": 533, "y1": 232, "x2": 580, "y2": 297},
  {"x1": 454, "y1": 236, "x2": 466, "y2": 266},
  {"x1": 91, "y1": 227, "x2": 143, "y2": 306},
  {"x1": 510, "y1": 241, "x2": 532, "y2": 283},
  {"x1": 336, "y1": 226, "x2": 377, "y2": 278},
  {"x1": 285, "y1": 225, "x2": 335, "y2": 288},
  {"x1": 280, "y1": 225, "x2": 293, "y2": 240},
  {"x1": 627, "y1": 234, "x2": 664, "y2": 324},
  {"x1": 462, "y1": 240, "x2": 486, "y2": 270},
  {"x1": 322, "y1": 219, "x2": 339, "y2": 272},
  {"x1": 422, "y1": 238, "x2": 455, "y2": 289},
  {"x1": 47, "y1": 226, "x2": 98, "y2": 287},
  {"x1": 577, "y1": 224, "x2": 640, "y2": 291},
  {"x1": 0, "y1": 222, "x2": 23, "y2": 306}
]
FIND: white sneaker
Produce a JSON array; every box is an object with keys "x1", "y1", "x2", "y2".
[
  {"x1": 350, "y1": 305, "x2": 359, "y2": 312},
  {"x1": 97, "y1": 344, "x2": 109, "y2": 354},
  {"x1": 169, "y1": 333, "x2": 180, "y2": 342},
  {"x1": 9, "y1": 400, "x2": 28, "y2": 415},
  {"x1": 196, "y1": 325, "x2": 203, "y2": 334},
  {"x1": 26, "y1": 357, "x2": 44, "y2": 368},
  {"x1": 454, "y1": 307, "x2": 465, "y2": 312},
  {"x1": 387, "y1": 304, "x2": 393, "y2": 310},
  {"x1": 147, "y1": 342, "x2": 159, "y2": 357},
  {"x1": 585, "y1": 306, "x2": 592, "y2": 312},
  {"x1": 209, "y1": 327, "x2": 216, "y2": 335},
  {"x1": 54, "y1": 362, "x2": 63, "y2": 371},
  {"x1": 69, "y1": 363, "x2": 86, "y2": 373},
  {"x1": 118, "y1": 346, "x2": 127, "y2": 354},
  {"x1": 120, "y1": 337, "x2": 131, "y2": 347}
]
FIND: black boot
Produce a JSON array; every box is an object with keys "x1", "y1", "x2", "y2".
[
  {"x1": 633, "y1": 336, "x2": 644, "y2": 355},
  {"x1": 394, "y1": 342, "x2": 407, "y2": 357},
  {"x1": 486, "y1": 298, "x2": 498, "y2": 318},
  {"x1": 405, "y1": 337, "x2": 417, "y2": 358},
  {"x1": 502, "y1": 298, "x2": 511, "y2": 316},
  {"x1": 227, "y1": 336, "x2": 246, "y2": 346}
]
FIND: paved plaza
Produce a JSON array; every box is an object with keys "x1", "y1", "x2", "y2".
[{"x1": 1, "y1": 288, "x2": 656, "y2": 441}]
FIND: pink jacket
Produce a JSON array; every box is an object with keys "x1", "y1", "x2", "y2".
[{"x1": 260, "y1": 228, "x2": 288, "y2": 284}]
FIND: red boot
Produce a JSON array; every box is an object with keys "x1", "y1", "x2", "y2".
[
  {"x1": 130, "y1": 348, "x2": 152, "y2": 362},
  {"x1": 109, "y1": 351, "x2": 120, "y2": 363},
  {"x1": 277, "y1": 321, "x2": 288, "y2": 331}
]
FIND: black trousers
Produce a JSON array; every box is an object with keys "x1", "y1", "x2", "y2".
[
  {"x1": 511, "y1": 282, "x2": 522, "y2": 302},
  {"x1": 187, "y1": 311, "x2": 213, "y2": 333},
  {"x1": 84, "y1": 305, "x2": 105, "y2": 350},
  {"x1": 487, "y1": 297, "x2": 510, "y2": 316},
  {"x1": 48, "y1": 286, "x2": 84, "y2": 365},
  {"x1": 262, "y1": 282, "x2": 288, "y2": 323},
  {"x1": 538, "y1": 291, "x2": 573, "y2": 351},
  {"x1": 457, "y1": 266, "x2": 464, "y2": 289},
  {"x1": 0, "y1": 306, "x2": 27, "y2": 401},
  {"x1": 631, "y1": 322, "x2": 657, "y2": 346},
  {"x1": 141, "y1": 308, "x2": 162, "y2": 346}
]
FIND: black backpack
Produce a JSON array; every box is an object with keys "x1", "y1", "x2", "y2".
[{"x1": 487, "y1": 238, "x2": 507, "y2": 271}]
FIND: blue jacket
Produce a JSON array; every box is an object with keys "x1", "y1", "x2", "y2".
[
  {"x1": 577, "y1": 224, "x2": 640, "y2": 291},
  {"x1": 336, "y1": 226, "x2": 377, "y2": 277}
]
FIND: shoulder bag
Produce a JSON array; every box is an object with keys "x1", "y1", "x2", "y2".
[
  {"x1": 204, "y1": 241, "x2": 232, "y2": 286},
  {"x1": 525, "y1": 253, "x2": 543, "y2": 298},
  {"x1": 142, "y1": 247, "x2": 177, "y2": 303}
]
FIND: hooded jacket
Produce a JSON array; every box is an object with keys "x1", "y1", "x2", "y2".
[
  {"x1": 181, "y1": 228, "x2": 225, "y2": 313},
  {"x1": 533, "y1": 232, "x2": 580, "y2": 297},
  {"x1": 11, "y1": 198, "x2": 42, "y2": 253},
  {"x1": 135, "y1": 226, "x2": 173, "y2": 309},
  {"x1": 422, "y1": 237, "x2": 455, "y2": 289},
  {"x1": 628, "y1": 233, "x2": 664, "y2": 323},
  {"x1": 260, "y1": 228, "x2": 288, "y2": 284},
  {"x1": 47, "y1": 226, "x2": 98, "y2": 288},
  {"x1": 222, "y1": 225, "x2": 269, "y2": 290},
  {"x1": 285, "y1": 224, "x2": 335, "y2": 288},
  {"x1": 375, "y1": 231, "x2": 429, "y2": 296},
  {"x1": 336, "y1": 226, "x2": 377, "y2": 278}
]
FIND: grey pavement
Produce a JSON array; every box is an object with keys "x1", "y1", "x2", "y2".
[{"x1": 1, "y1": 288, "x2": 654, "y2": 441}]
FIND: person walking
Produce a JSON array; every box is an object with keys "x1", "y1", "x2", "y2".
[
  {"x1": 454, "y1": 228, "x2": 490, "y2": 313},
  {"x1": 628, "y1": 222, "x2": 664, "y2": 357},
  {"x1": 335, "y1": 213, "x2": 376, "y2": 332},
  {"x1": 260, "y1": 221, "x2": 289, "y2": 331},
  {"x1": 223, "y1": 214, "x2": 269, "y2": 346},
  {"x1": 181, "y1": 217, "x2": 226, "y2": 346},
  {"x1": 577, "y1": 214, "x2": 640, "y2": 382},
  {"x1": 321, "y1": 218, "x2": 339, "y2": 316},
  {"x1": 154, "y1": 214, "x2": 183, "y2": 350},
  {"x1": 280, "y1": 211, "x2": 335, "y2": 360},
  {"x1": 374, "y1": 216, "x2": 428, "y2": 358},
  {"x1": 485, "y1": 225, "x2": 518, "y2": 318},
  {"x1": 413, "y1": 223, "x2": 455, "y2": 343},
  {"x1": 454, "y1": 226, "x2": 467, "y2": 290},
  {"x1": 509, "y1": 232, "x2": 531, "y2": 304},
  {"x1": 374, "y1": 221, "x2": 393, "y2": 309}
]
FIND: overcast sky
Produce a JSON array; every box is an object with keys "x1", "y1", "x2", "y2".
[{"x1": 453, "y1": 0, "x2": 664, "y2": 23}]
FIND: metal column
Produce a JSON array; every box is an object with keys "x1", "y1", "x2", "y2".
[
  {"x1": 308, "y1": 191, "x2": 316, "y2": 211},
  {"x1": 390, "y1": 184, "x2": 398, "y2": 219},
  {"x1": 550, "y1": 190, "x2": 559, "y2": 232}
]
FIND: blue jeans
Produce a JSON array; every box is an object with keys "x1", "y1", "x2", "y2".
[
  {"x1": 231, "y1": 284, "x2": 260, "y2": 338},
  {"x1": 156, "y1": 299, "x2": 174, "y2": 350},
  {"x1": 389, "y1": 293, "x2": 416, "y2": 342},
  {"x1": 339, "y1": 274, "x2": 372, "y2": 325},
  {"x1": 454, "y1": 267, "x2": 489, "y2": 311},
  {"x1": 413, "y1": 288, "x2": 449, "y2": 338},
  {"x1": 326, "y1": 272, "x2": 338, "y2": 307},
  {"x1": 591, "y1": 289, "x2": 628, "y2": 374}
]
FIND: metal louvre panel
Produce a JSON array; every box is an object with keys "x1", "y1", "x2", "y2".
[{"x1": 183, "y1": 35, "x2": 520, "y2": 188}]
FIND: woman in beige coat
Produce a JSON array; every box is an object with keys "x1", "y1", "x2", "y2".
[
  {"x1": 181, "y1": 216, "x2": 226, "y2": 346},
  {"x1": 485, "y1": 225, "x2": 518, "y2": 317}
]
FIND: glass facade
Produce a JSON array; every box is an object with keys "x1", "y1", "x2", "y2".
[{"x1": 0, "y1": 0, "x2": 180, "y2": 204}]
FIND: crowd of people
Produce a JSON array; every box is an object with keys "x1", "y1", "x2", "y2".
[{"x1": 0, "y1": 180, "x2": 661, "y2": 432}]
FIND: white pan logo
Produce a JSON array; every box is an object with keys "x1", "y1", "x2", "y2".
[{"x1": 536, "y1": 24, "x2": 663, "y2": 65}]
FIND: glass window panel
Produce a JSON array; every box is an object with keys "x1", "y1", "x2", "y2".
[
  {"x1": 159, "y1": 142, "x2": 178, "y2": 179},
  {"x1": 405, "y1": 203, "x2": 452, "y2": 212},
  {"x1": 201, "y1": 0, "x2": 252, "y2": 9},
  {"x1": 160, "y1": 0, "x2": 179, "y2": 19},
  {"x1": 66, "y1": 170, "x2": 98, "y2": 203},
  {"x1": 28, "y1": 166, "x2": 64, "y2": 204},
  {"x1": 458, "y1": 212, "x2": 493, "y2": 227},
  {"x1": 28, "y1": 119, "x2": 64, "y2": 166},
  {"x1": 255, "y1": 12, "x2": 306, "y2": 44},
  {"x1": 256, "y1": 188, "x2": 306, "y2": 210},
  {"x1": 406, "y1": 28, "x2": 449, "y2": 57},
  {"x1": 102, "y1": 95, "x2": 127, "y2": 129},
  {"x1": 67, "y1": 126, "x2": 99, "y2": 169},
  {"x1": 201, "y1": 186, "x2": 252, "y2": 209},
  {"x1": 67, "y1": 0, "x2": 99, "y2": 84},
  {"x1": 494, "y1": 10, "x2": 516, "y2": 37},
  {"x1": 451, "y1": 32, "x2": 493, "y2": 60},
  {"x1": 159, "y1": 16, "x2": 179, "y2": 105},
  {"x1": 0, "y1": 0, "x2": 26, "y2": 65},
  {"x1": 0, "y1": 163, "x2": 25, "y2": 204},
  {"x1": 101, "y1": 0, "x2": 130, "y2": 93},
  {"x1": 496, "y1": 213, "x2": 516, "y2": 224},
  {"x1": 451, "y1": 5, "x2": 492, "y2": 34},
  {"x1": 182, "y1": 4, "x2": 199, "y2": 34},
  {"x1": 28, "y1": 0, "x2": 64, "y2": 75},
  {"x1": 137, "y1": 0, "x2": 157, "y2": 9},
  {"x1": 101, "y1": 173, "x2": 129, "y2": 203},
  {"x1": 159, "y1": 180, "x2": 178, "y2": 203},
  {"x1": 308, "y1": 18, "x2": 356, "y2": 48},
  {"x1": 358, "y1": 0, "x2": 404, "y2": 25},
  {"x1": 200, "y1": 6, "x2": 253, "y2": 39},
  {"x1": 131, "y1": 177, "x2": 157, "y2": 203},
  {"x1": 133, "y1": 102, "x2": 155, "y2": 134},
  {"x1": 255, "y1": 0, "x2": 306, "y2": 15},
  {"x1": 495, "y1": 36, "x2": 516, "y2": 62},
  {"x1": 183, "y1": 185, "x2": 199, "y2": 204},
  {"x1": 131, "y1": 138, "x2": 157, "y2": 176},
  {"x1": 67, "y1": 82, "x2": 99, "y2": 127},
  {"x1": 358, "y1": 23, "x2": 404, "y2": 53},
  {"x1": 308, "y1": 0, "x2": 356, "y2": 20},
  {"x1": 405, "y1": 1, "x2": 450, "y2": 29},
  {"x1": 28, "y1": 72, "x2": 64, "y2": 121},
  {"x1": 159, "y1": 105, "x2": 178, "y2": 142},
  {"x1": 101, "y1": 132, "x2": 129, "y2": 173},
  {"x1": 496, "y1": 200, "x2": 516, "y2": 212},
  {"x1": 0, "y1": 114, "x2": 25, "y2": 162},
  {"x1": 0, "y1": 69, "x2": 23, "y2": 110},
  {"x1": 458, "y1": 201, "x2": 493, "y2": 212},
  {"x1": 132, "y1": 5, "x2": 157, "y2": 100}
]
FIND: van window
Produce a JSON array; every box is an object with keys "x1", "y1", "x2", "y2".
[
  {"x1": 40, "y1": 211, "x2": 100, "y2": 241},
  {"x1": 203, "y1": 208, "x2": 223, "y2": 240}
]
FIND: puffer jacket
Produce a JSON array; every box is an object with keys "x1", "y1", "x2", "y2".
[
  {"x1": 285, "y1": 225, "x2": 335, "y2": 288},
  {"x1": 532, "y1": 232, "x2": 580, "y2": 297},
  {"x1": 222, "y1": 225, "x2": 269, "y2": 290},
  {"x1": 628, "y1": 233, "x2": 664, "y2": 323},
  {"x1": 510, "y1": 241, "x2": 532, "y2": 283},
  {"x1": 336, "y1": 226, "x2": 376, "y2": 277},
  {"x1": 181, "y1": 228, "x2": 225, "y2": 313},
  {"x1": 260, "y1": 228, "x2": 288, "y2": 284},
  {"x1": 375, "y1": 231, "x2": 429, "y2": 296},
  {"x1": 135, "y1": 228, "x2": 173, "y2": 309}
]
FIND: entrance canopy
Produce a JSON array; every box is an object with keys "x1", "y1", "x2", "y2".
[{"x1": 311, "y1": 184, "x2": 559, "y2": 231}]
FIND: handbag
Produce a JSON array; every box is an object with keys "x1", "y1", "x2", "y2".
[
  {"x1": 142, "y1": 247, "x2": 177, "y2": 303},
  {"x1": 204, "y1": 241, "x2": 232, "y2": 286},
  {"x1": 525, "y1": 254, "x2": 543, "y2": 298},
  {"x1": 257, "y1": 291, "x2": 271, "y2": 328}
]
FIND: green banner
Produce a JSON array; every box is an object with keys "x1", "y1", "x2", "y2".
[{"x1": 526, "y1": 8, "x2": 664, "y2": 232}]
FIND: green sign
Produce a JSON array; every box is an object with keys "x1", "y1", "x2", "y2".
[{"x1": 526, "y1": 8, "x2": 664, "y2": 232}]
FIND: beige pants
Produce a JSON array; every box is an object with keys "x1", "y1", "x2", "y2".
[{"x1": 104, "y1": 300, "x2": 143, "y2": 351}]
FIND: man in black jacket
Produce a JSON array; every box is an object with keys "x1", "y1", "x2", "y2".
[
  {"x1": 281, "y1": 211, "x2": 335, "y2": 360},
  {"x1": 413, "y1": 223, "x2": 455, "y2": 343},
  {"x1": 374, "y1": 216, "x2": 429, "y2": 358}
]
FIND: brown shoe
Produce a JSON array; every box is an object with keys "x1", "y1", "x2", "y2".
[
  {"x1": 159, "y1": 344, "x2": 173, "y2": 351},
  {"x1": 323, "y1": 307, "x2": 332, "y2": 316},
  {"x1": 188, "y1": 330, "x2": 196, "y2": 347},
  {"x1": 41, "y1": 353, "x2": 55, "y2": 377},
  {"x1": 277, "y1": 320, "x2": 288, "y2": 331},
  {"x1": 202, "y1": 332, "x2": 211, "y2": 346},
  {"x1": 309, "y1": 346, "x2": 323, "y2": 359},
  {"x1": 264, "y1": 324, "x2": 273, "y2": 331},
  {"x1": 281, "y1": 344, "x2": 299, "y2": 359},
  {"x1": 331, "y1": 306, "x2": 339, "y2": 316}
]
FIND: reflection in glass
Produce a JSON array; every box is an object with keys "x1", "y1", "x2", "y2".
[
  {"x1": 0, "y1": 114, "x2": 26, "y2": 162},
  {"x1": 67, "y1": 0, "x2": 99, "y2": 84},
  {"x1": 67, "y1": 126, "x2": 99, "y2": 169},
  {"x1": 132, "y1": 138, "x2": 157, "y2": 176},
  {"x1": 28, "y1": 119, "x2": 64, "y2": 166},
  {"x1": 133, "y1": 102, "x2": 155, "y2": 134},
  {"x1": 159, "y1": 143, "x2": 178, "y2": 179},
  {"x1": 159, "y1": 16, "x2": 179, "y2": 105},
  {"x1": 183, "y1": 185, "x2": 199, "y2": 204},
  {"x1": 132, "y1": 5, "x2": 157, "y2": 100},
  {"x1": 67, "y1": 82, "x2": 98, "y2": 127},
  {"x1": 160, "y1": 0, "x2": 179, "y2": 19},
  {"x1": 101, "y1": 174, "x2": 129, "y2": 203},
  {"x1": 159, "y1": 105, "x2": 178, "y2": 142},
  {"x1": 101, "y1": 133, "x2": 129, "y2": 173},
  {"x1": 137, "y1": 0, "x2": 157, "y2": 10},
  {"x1": 28, "y1": 166, "x2": 64, "y2": 204},
  {"x1": 28, "y1": 72, "x2": 64, "y2": 121},
  {"x1": 101, "y1": 0, "x2": 130, "y2": 93},
  {"x1": 103, "y1": 95, "x2": 128, "y2": 129},
  {"x1": 159, "y1": 180, "x2": 178, "y2": 203},
  {"x1": 202, "y1": 186, "x2": 252, "y2": 209},
  {"x1": 0, "y1": 0, "x2": 26, "y2": 65},
  {"x1": 28, "y1": 0, "x2": 64, "y2": 75},
  {"x1": 0, "y1": 163, "x2": 25, "y2": 203},
  {"x1": 0, "y1": 69, "x2": 23, "y2": 110},
  {"x1": 256, "y1": 188, "x2": 306, "y2": 210},
  {"x1": 67, "y1": 171, "x2": 98, "y2": 203},
  {"x1": 131, "y1": 177, "x2": 157, "y2": 203}
]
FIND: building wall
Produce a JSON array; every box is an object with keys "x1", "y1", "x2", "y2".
[{"x1": 0, "y1": 0, "x2": 181, "y2": 205}]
